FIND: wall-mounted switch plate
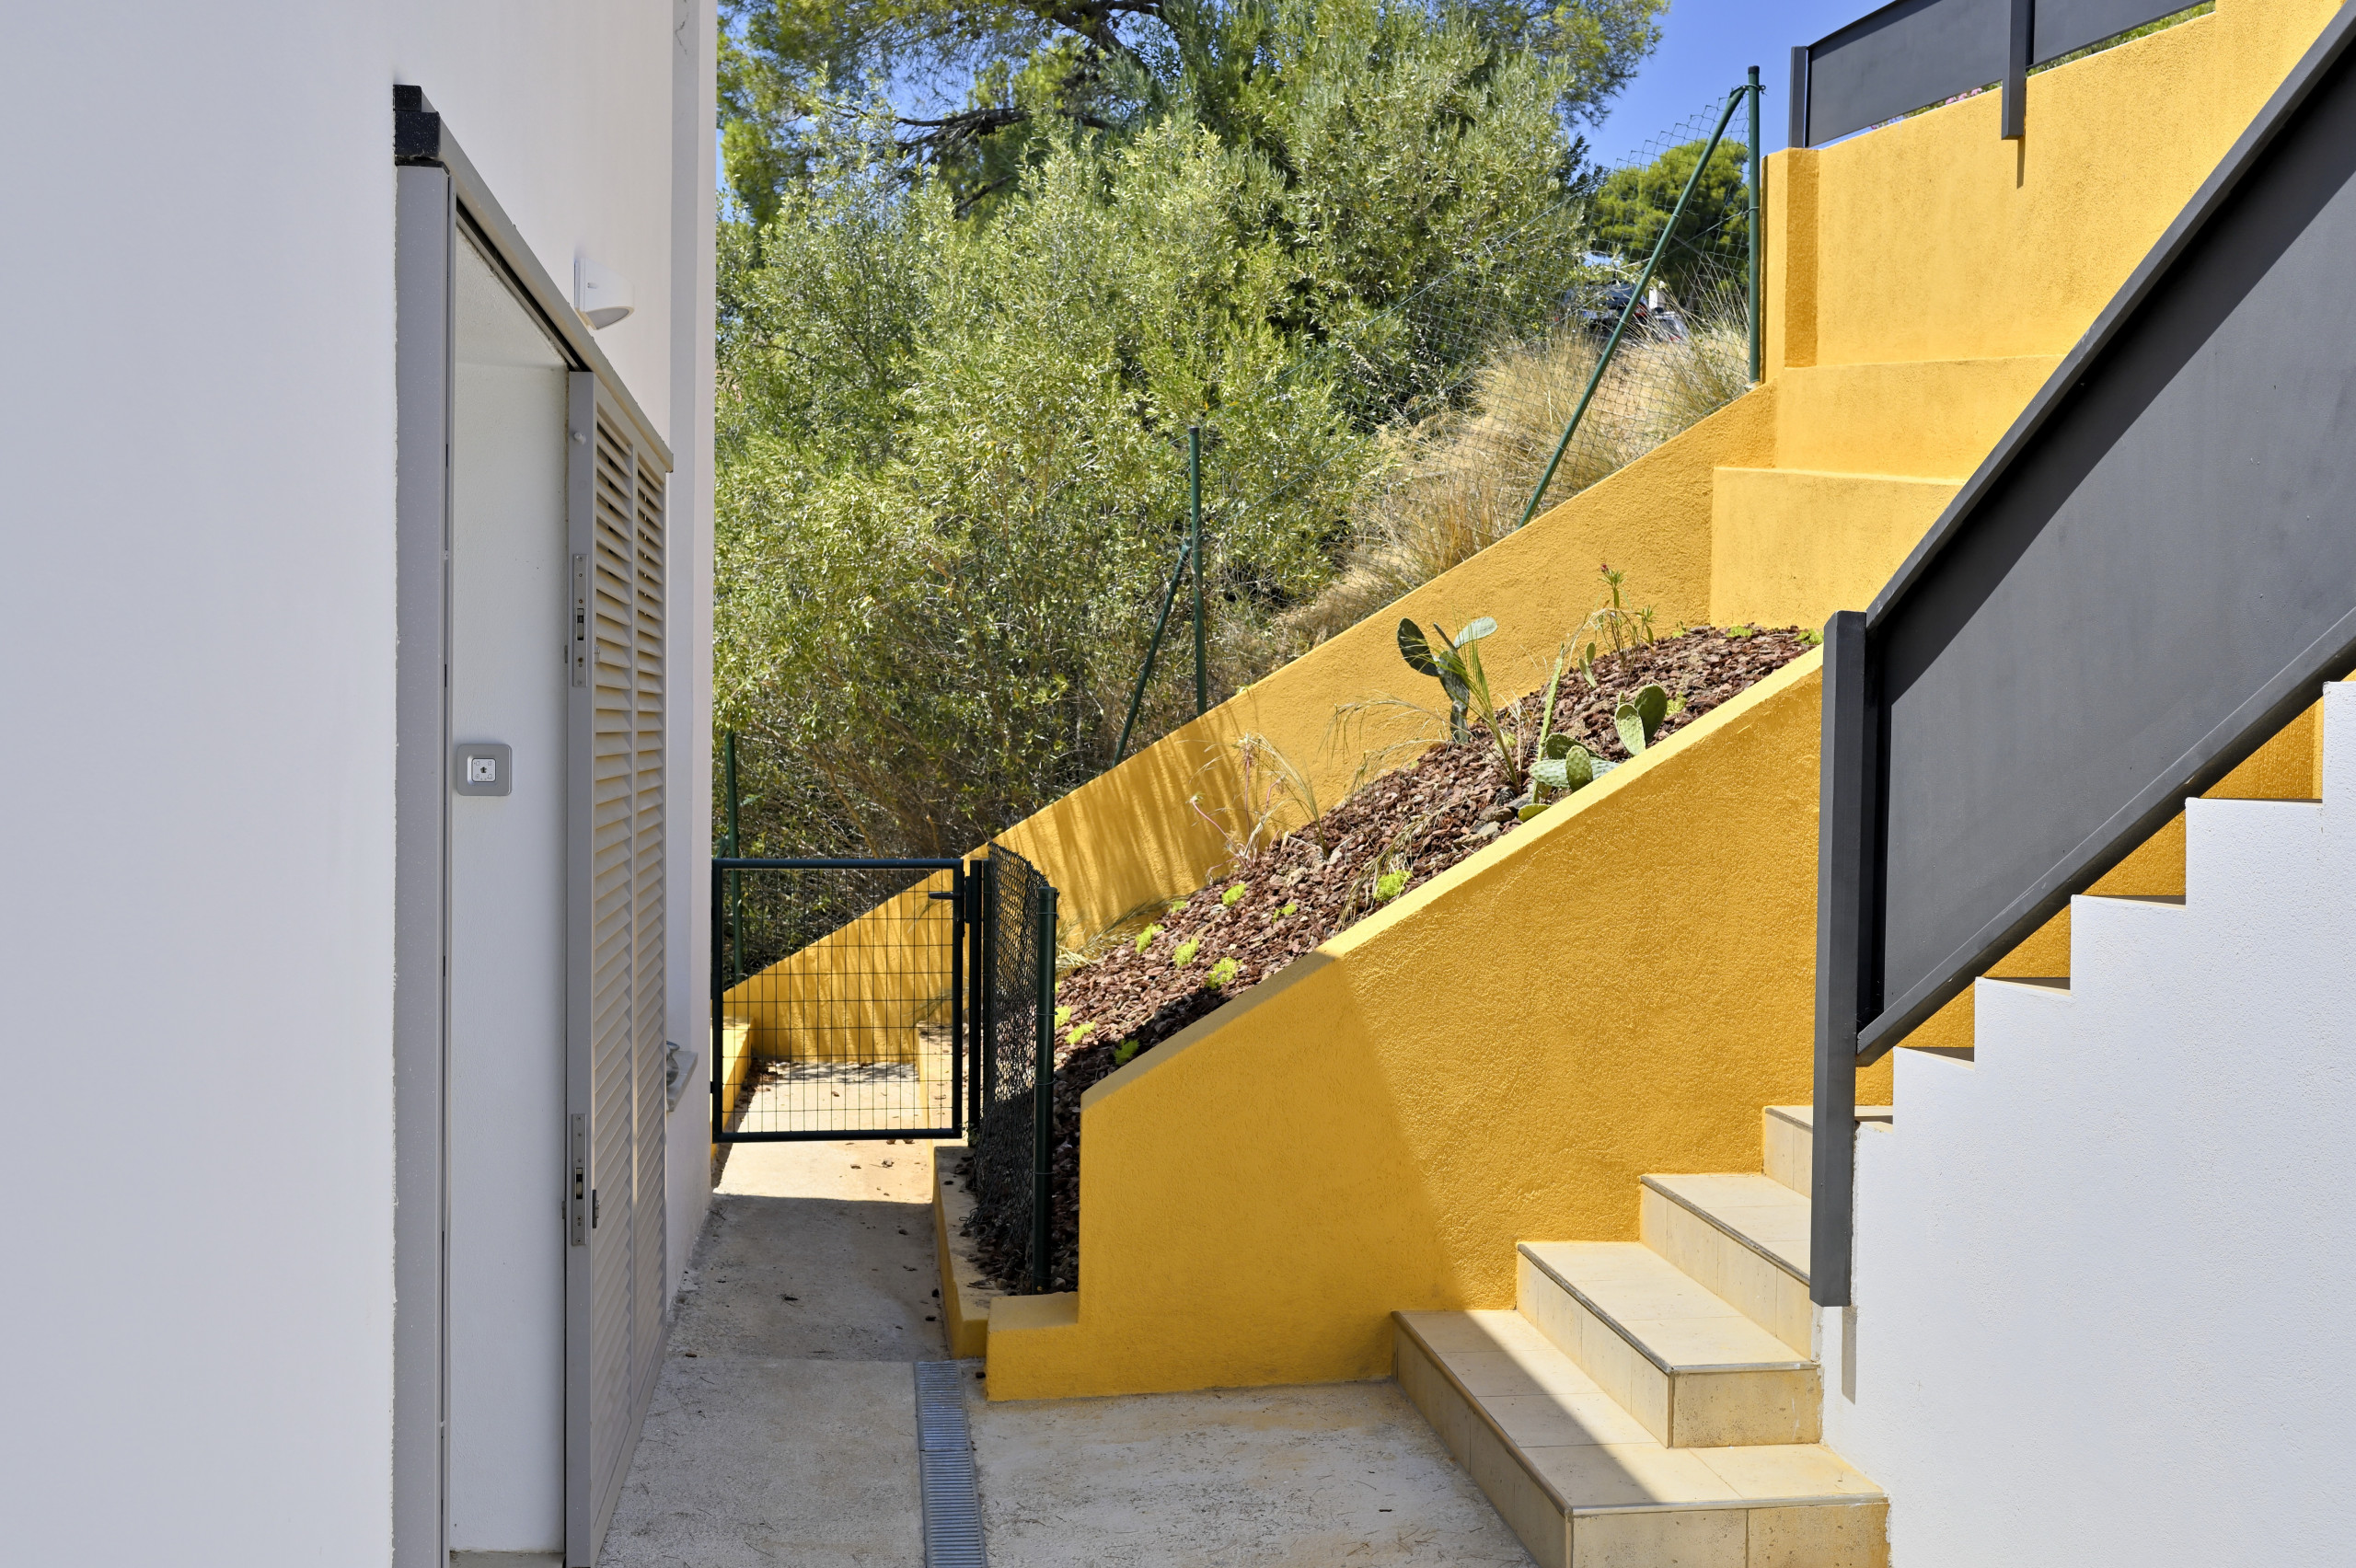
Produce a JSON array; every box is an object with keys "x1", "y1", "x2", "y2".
[{"x1": 453, "y1": 742, "x2": 513, "y2": 797}]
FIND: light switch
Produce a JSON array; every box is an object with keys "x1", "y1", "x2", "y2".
[{"x1": 453, "y1": 742, "x2": 513, "y2": 797}]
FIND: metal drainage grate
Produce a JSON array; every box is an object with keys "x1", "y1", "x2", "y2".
[{"x1": 916, "y1": 1360, "x2": 987, "y2": 1567}]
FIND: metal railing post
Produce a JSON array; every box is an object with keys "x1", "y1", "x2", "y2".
[
  {"x1": 710, "y1": 855, "x2": 725, "y2": 1150},
  {"x1": 1518, "y1": 83, "x2": 1750, "y2": 531},
  {"x1": 981, "y1": 856, "x2": 999, "y2": 1114},
  {"x1": 1189, "y1": 425, "x2": 1207, "y2": 717},
  {"x1": 722, "y1": 731, "x2": 745, "y2": 985},
  {"x1": 1811, "y1": 611, "x2": 1874, "y2": 1308},
  {"x1": 1114, "y1": 537, "x2": 1193, "y2": 764},
  {"x1": 1031, "y1": 882, "x2": 1058, "y2": 1294},
  {"x1": 1748, "y1": 65, "x2": 1763, "y2": 385}
]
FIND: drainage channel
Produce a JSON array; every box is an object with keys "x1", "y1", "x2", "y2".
[{"x1": 916, "y1": 1360, "x2": 987, "y2": 1566}]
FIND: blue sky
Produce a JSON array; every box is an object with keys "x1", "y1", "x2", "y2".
[{"x1": 1580, "y1": 0, "x2": 1866, "y2": 167}]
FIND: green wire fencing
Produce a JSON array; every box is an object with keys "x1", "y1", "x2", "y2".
[{"x1": 1113, "y1": 77, "x2": 1769, "y2": 762}]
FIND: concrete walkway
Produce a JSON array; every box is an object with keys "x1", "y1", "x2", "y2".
[{"x1": 601, "y1": 1140, "x2": 1530, "y2": 1566}]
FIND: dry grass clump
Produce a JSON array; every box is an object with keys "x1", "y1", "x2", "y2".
[{"x1": 1269, "y1": 299, "x2": 1750, "y2": 656}]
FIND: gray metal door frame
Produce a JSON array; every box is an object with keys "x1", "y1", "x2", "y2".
[{"x1": 394, "y1": 84, "x2": 679, "y2": 1568}]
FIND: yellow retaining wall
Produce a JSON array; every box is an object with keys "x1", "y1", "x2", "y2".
[
  {"x1": 721, "y1": 873, "x2": 958, "y2": 1061},
  {"x1": 987, "y1": 653, "x2": 1900, "y2": 1397},
  {"x1": 1765, "y1": 0, "x2": 2345, "y2": 374}
]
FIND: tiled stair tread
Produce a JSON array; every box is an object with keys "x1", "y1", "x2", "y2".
[
  {"x1": 1396, "y1": 1311, "x2": 1883, "y2": 1512},
  {"x1": 1518, "y1": 1242, "x2": 1809, "y2": 1372},
  {"x1": 1643, "y1": 1174, "x2": 1810, "y2": 1280},
  {"x1": 1763, "y1": 1104, "x2": 1892, "y2": 1132}
]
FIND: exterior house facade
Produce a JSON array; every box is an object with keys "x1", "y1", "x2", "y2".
[{"x1": 1, "y1": 6, "x2": 716, "y2": 1565}]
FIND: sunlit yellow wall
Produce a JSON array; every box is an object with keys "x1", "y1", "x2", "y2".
[
  {"x1": 987, "y1": 654, "x2": 1901, "y2": 1398},
  {"x1": 1766, "y1": 0, "x2": 2344, "y2": 373},
  {"x1": 720, "y1": 873, "x2": 957, "y2": 1060}
]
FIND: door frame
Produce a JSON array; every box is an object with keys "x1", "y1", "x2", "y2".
[{"x1": 392, "y1": 86, "x2": 676, "y2": 1568}]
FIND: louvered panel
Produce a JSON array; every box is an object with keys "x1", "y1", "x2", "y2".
[
  {"x1": 586, "y1": 403, "x2": 643, "y2": 1528},
  {"x1": 566, "y1": 371, "x2": 674, "y2": 1568},
  {"x1": 629, "y1": 454, "x2": 667, "y2": 1381}
]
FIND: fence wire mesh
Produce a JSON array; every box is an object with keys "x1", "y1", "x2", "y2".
[
  {"x1": 712, "y1": 859, "x2": 964, "y2": 1140},
  {"x1": 959, "y1": 844, "x2": 1054, "y2": 1292},
  {"x1": 1118, "y1": 89, "x2": 1761, "y2": 737}
]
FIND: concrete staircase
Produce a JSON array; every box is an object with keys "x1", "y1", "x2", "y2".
[{"x1": 1396, "y1": 1105, "x2": 1892, "y2": 1568}]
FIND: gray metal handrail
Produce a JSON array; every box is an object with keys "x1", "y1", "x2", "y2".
[{"x1": 1810, "y1": 4, "x2": 2356, "y2": 1305}]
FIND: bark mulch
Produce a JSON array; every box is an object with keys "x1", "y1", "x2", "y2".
[{"x1": 963, "y1": 624, "x2": 1816, "y2": 1294}]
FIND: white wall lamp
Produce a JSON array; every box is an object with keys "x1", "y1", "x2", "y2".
[{"x1": 573, "y1": 256, "x2": 633, "y2": 330}]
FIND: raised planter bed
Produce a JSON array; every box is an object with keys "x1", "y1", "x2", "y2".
[{"x1": 962, "y1": 625, "x2": 1817, "y2": 1296}]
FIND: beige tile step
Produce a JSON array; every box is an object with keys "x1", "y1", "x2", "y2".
[
  {"x1": 1517, "y1": 1242, "x2": 1820, "y2": 1448},
  {"x1": 1395, "y1": 1310, "x2": 1888, "y2": 1568},
  {"x1": 1763, "y1": 1104, "x2": 1894, "y2": 1196},
  {"x1": 1641, "y1": 1175, "x2": 1812, "y2": 1355}
]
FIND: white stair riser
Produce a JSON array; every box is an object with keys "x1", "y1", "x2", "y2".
[
  {"x1": 1641, "y1": 1188, "x2": 1812, "y2": 1355},
  {"x1": 1518, "y1": 1255, "x2": 1820, "y2": 1447}
]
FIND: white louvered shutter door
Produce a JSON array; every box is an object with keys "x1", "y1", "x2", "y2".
[{"x1": 563, "y1": 372, "x2": 669, "y2": 1565}]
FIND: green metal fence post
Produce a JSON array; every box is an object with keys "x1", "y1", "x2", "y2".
[
  {"x1": 1113, "y1": 537, "x2": 1192, "y2": 764},
  {"x1": 1031, "y1": 882, "x2": 1058, "y2": 1294},
  {"x1": 1517, "y1": 83, "x2": 1750, "y2": 531},
  {"x1": 1749, "y1": 64, "x2": 1763, "y2": 385},
  {"x1": 1189, "y1": 424, "x2": 1207, "y2": 717},
  {"x1": 722, "y1": 731, "x2": 745, "y2": 985}
]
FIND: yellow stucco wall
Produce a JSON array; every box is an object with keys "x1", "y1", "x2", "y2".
[
  {"x1": 1766, "y1": 0, "x2": 2346, "y2": 373},
  {"x1": 987, "y1": 654, "x2": 1901, "y2": 1398}
]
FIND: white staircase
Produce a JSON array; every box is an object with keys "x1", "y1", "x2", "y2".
[
  {"x1": 1817, "y1": 685, "x2": 2356, "y2": 1566},
  {"x1": 1397, "y1": 1106, "x2": 1890, "y2": 1567}
]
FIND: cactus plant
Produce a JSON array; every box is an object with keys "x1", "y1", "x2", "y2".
[
  {"x1": 1614, "y1": 683, "x2": 1670, "y2": 755},
  {"x1": 1397, "y1": 615, "x2": 1527, "y2": 789}
]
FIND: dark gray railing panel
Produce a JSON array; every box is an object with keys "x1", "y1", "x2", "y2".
[
  {"x1": 2036, "y1": 0, "x2": 2194, "y2": 63},
  {"x1": 1859, "y1": 15, "x2": 2356, "y2": 1058},
  {"x1": 1795, "y1": 0, "x2": 2195, "y2": 147},
  {"x1": 1803, "y1": 0, "x2": 2011, "y2": 145}
]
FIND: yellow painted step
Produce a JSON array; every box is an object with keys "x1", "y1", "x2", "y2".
[
  {"x1": 1710, "y1": 467, "x2": 1959, "y2": 631},
  {"x1": 1639, "y1": 1175, "x2": 1813, "y2": 1355},
  {"x1": 1517, "y1": 1242, "x2": 1820, "y2": 1448},
  {"x1": 1771, "y1": 356, "x2": 2060, "y2": 478},
  {"x1": 1395, "y1": 1310, "x2": 1888, "y2": 1568}
]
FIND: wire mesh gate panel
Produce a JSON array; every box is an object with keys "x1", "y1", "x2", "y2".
[
  {"x1": 711, "y1": 858, "x2": 965, "y2": 1141},
  {"x1": 961, "y1": 845, "x2": 1058, "y2": 1293}
]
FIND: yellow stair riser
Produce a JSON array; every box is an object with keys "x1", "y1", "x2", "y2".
[
  {"x1": 1769, "y1": 357, "x2": 2058, "y2": 478},
  {"x1": 1709, "y1": 468, "x2": 1959, "y2": 632}
]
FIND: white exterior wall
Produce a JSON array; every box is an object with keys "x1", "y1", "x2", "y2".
[
  {"x1": 1823, "y1": 688, "x2": 2356, "y2": 1566},
  {"x1": 0, "y1": 3, "x2": 711, "y2": 1562}
]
